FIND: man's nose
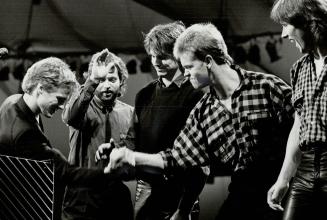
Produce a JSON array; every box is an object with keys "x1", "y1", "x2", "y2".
[
  {"x1": 152, "y1": 56, "x2": 161, "y2": 65},
  {"x1": 281, "y1": 26, "x2": 288, "y2": 38},
  {"x1": 184, "y1": 69, "x2": 190, "y2": 77},
  {"x1": 102, "y1": 79, "x2": 112, "y2": 87},
  {"x1": 58, "y1": 104, "x2": 64, "y2": 110}
]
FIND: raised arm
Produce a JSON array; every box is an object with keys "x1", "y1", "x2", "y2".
[{"x1": 62, "y1": 49, "x2": 111, "y2": 128}]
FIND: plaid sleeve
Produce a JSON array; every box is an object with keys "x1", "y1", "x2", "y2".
[
  {"x1": 268, "y1": 75, "x2": 294, "y2": 120},
  {"x1": 159, "y1": 106, "x2": 210, "y2": 171}
]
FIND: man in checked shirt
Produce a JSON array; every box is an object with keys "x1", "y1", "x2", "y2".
[
  {"x1": 98, "y1": 23, "x2": 294, "y2": 220},
  {"x1": 267, "y1": 0, "x2": 327, "y2": 219}
]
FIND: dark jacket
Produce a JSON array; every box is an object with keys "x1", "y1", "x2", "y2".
[{"x1": 0, "y1": 94, "x2": 113, "y2": 220}]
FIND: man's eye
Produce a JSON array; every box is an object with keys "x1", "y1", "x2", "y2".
[{"x1": 108, "y1": 78, "x2": 117, "y2": 83}]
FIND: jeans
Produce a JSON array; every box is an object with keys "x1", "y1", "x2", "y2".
[
  {"x1": 283, "y1": 145, "x2": 327, "y2": 220},
  {"x1": 216, "y1": 168, "x2": 282, "y2": 220}
]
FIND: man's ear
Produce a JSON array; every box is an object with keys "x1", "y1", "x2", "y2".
[
  {"x1": 35, "y1": 84, "x2": 43, "y2": 96},
  {"x1": 205, "y1": 55, "x2": 214, "y2": 69},
  {"x1": 117, "y1": 83, "x2": 123, "y2": 97}
]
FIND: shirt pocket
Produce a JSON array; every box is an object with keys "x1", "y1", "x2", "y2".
[{"x1": 207, "y1": 126, "x2": 231, "y2": 163}]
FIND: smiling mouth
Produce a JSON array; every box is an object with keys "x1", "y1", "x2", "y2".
[
  {"x1": 155, "y1": 66, "x2": 166, "y2": 70},
  {"x1": 102, "y1": 91, "x2": 113, "y2": 97}
]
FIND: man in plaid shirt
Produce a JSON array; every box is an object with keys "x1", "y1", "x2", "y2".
[
  {"x1": 100, "y1": 23, "x2": 294, "y2": 220},
  {"x1": 267, "y1": 0, "x2": 327, "y2": 219}
]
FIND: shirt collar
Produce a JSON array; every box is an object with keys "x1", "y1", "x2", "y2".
[
  {"x1": 158, "y1": 69, "x2": 186, "y2": 88},
  {"x1": 93, "y1": 95, "x2": 116, "y2": 113}
]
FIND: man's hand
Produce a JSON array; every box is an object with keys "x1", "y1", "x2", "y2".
[
  {"x1": 89, "y1": 49, "x2": 111, "y2": 83},
  {"x1": 95, "y1": 139, "x2": 115, "y2": 163},
  {"x1": 267, "y1": 181, "x2": 289, "y2": 211},
  {"x1": 104, "y1": 147, "x2": 135, "y2": 174}
]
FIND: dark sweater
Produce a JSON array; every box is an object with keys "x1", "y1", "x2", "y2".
[
  {"x1": 131, "y1": 79, "x2": 205, "y2": 217},
  {"x1": 134, "y1": 79, "x2": 203, "y2": 154}
]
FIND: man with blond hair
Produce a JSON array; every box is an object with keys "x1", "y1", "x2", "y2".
[{"x1": 0, "y1": 56, "x2": 120, "y2": 220}]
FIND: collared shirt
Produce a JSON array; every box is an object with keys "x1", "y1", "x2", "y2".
[
  {"x1": 291, "y1": 54, "x2": 327, "y2": 148},
  {"x1": 160, "y1": 66, "x2": 294, "y2": 172},
  {"x1": 62, "y1": 79, "x2": 134, "y2": 168},
  {"x1": 158, "y1": 70, "x2": 186, "y2": 88}
]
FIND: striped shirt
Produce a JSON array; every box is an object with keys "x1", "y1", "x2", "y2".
[
  {"x1": 160, "y1": 66, "x2": 294, "y2": 172},
  {"x1": 291, "y1": 54, "x2": 327, "y2": 149}
]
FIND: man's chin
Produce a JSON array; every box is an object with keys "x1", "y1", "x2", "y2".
[
  {"x1": 100, "y1": 95, "x2": 116, "y2": 105},
  {"x1": 43, "y1": 112, "x2": 54, "y2": 118},
  {"x1": 155, "y1": 70, "x2": 168, "y2": 76},
  {"x1": 42, "y1": 109, "x2": 56, "y2": 118}
]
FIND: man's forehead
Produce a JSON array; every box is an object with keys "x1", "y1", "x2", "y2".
[
  {"x1": 56, "y1": 87, "x2": 72, "y2": 96},
  {"x1": 149, "y1": 48, "x2": 170, "y2": 57},
  {"x1": 180, "y1": 51, "x2": 196, "y2": 62}
]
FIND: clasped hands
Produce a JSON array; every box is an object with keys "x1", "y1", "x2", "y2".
[{"x1": 95, "y1": 139, "x2": 135, "y2": 174}]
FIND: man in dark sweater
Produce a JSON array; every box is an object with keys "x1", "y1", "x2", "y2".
[{"x1": 123, "y1": 21, "x2": 207, "y2": 220}]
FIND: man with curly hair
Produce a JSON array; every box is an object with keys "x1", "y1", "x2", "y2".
[{"x1": 62, "y1": 49, "x2": 134, "y2": 220}]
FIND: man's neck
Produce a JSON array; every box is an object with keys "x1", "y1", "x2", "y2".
[
  {"x1": 23, "y1": 93, "x2": 40, "y2": 116},
  {"x1": 212, "y1": 66, "x2": 240, "y2": 100},
  {"x1": 94, "y1": 95, "x2": 116, "y2": 109},
  {"x1": 313, "y1": 47, "x2": 327, "y2": 78},
  {"x1": 160, "y1": 69, "x2": 182, "y2": 87}
]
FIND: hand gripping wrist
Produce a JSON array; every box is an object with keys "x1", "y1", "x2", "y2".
[{"x1": 125, "y1": 148, "x2": 135, "y2": 167}]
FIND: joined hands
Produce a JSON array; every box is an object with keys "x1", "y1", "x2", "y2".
[{"x1": 95, "y1": 139, "x2": 135, "y2": 174}]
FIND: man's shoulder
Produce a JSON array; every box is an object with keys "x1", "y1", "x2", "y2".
[
  {"x1": 291, "y1": 54, "x2": 311, "y2": 74},
  {"x1": 115, "y1": 100, "x2": 134, "y2": 111},
  {"x1": 242, "y1": 68, "x2": 289, "y2": 88},
  {"x1": 0, "y1": 94, "x2": 22, "y2": 110},
  {"x1": 135, "y1": 80, "x2": 158, "y2": 101},
  {"x1": 0, "y1": 95, "x2": 36, "y2": 144},
  {"x1": 138, "y1": 79, "x2": 158, "y2": 92},
  {"x1": 0, "y1": 94, "x2": 23, "y2": 121},
  {"x1": 294, "y1": 54, "x2": 311, "y2": 66}
]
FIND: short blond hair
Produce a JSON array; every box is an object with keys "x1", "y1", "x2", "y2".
[
  {"x1": 22, "y1": 57, "x2": 77, "y2": 94},
  {"x1": 174, "y1": 23, "x2": 233, "y2": 64}
]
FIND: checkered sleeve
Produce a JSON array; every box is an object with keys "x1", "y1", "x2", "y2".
[
  {"x1": 159, "y1": 104, "x2": 210, "y2": 171},
  {"x1": 267, "y1": 75, "x2": 294, "y2": 121}
]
